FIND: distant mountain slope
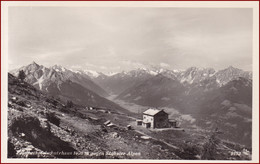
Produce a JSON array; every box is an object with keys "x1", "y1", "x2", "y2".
[
  {"x1": 47, "y1": 79, "x2": 128, "y2": 112},
  {"x1": 93, "y1": 69, "x2": 154, "y2": 95},
  {"x1": 115, "y1": 70, "x2": 252, "y2": 113},
  {"x1": 10, "y1": 62, "x2": 108, "y2": 97},
  {"x1": 8, "y1": 72, "x2": 128, "y2": 114},
  {"x1": 116, "y1": 74, "x2": 186, "y2": 108},
  {"x1": 215, "y1": 66, "x2": 252, "y2": 86},
  {"x1": 197, "y1": 77, "x2": 252, "y2": 115},
  {"x1": 91, "y1": 66, "x2": 251, "y2": 96},
  {"x1": 8, "y1": 73, "x2": 46, "y2": 101},
  {"x1": 9, "y1": 63, "x2": 131, "y2": 113},
  {"x1": 194, "y1": 77, "x2": 252, "y2": 147},
  {"x1": 177, "y1": 67, "x2": 216, "y2": 85},
  {"x1": 114, "y1": 66, "x2": 252, "y2": 106},
  {"x1": 52, "y1": 65, "x2": 109, "y2": 97},
  {"x1": 115, "y1": 72, "x2": 252, "y2": 147}
]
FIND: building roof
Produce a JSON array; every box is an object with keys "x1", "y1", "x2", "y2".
[
  {"x1": 143, "y1": 108, "x2": 166, "y2": 116},
  {"x1": 107, "y1": 123, "x2": 116, "y2": 127},
  {"x1": 104, "y1": 120, "x2": 111, "y2": 125}
]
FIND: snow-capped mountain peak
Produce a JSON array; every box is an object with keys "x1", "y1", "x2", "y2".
[
  {"x1": 83, "y1": 69, "x2": 100, "y2": 78},
  {"x1": 51, "y1": 65, "x2": 67, "y2": 72},
  {"x1": 68, "y1": 69, "x2": 82, "y2": 74},
  {"x1": 105, "y1": 72, "x2": 119, "y2": 76},
  {"x1": 10, "y1": 62, "x2": 109, "y2": 97},
  {"x1": 178, "y1": 67, "x2": 216, "y2": 84}
]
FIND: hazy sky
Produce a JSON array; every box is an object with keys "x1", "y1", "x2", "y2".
[{"x1": 8, "y1": 7, "x2": 253, "y2": 72}]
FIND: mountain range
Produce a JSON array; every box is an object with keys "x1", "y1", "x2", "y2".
[
  {"x1": 11, "y1": 62, "x2": 108, "y2": 97},
  {"x1": 114, "y1": 66, "x2": 252, "y2": 110},
  {"x1": 10, "y1": 62, "x2": 127, "y2": 112},
  {"x1": 89, "y1": 66, "x2": 251, "y2": 95},
  {"x1": 10, "y1": 62, "x2": 252, "y2": 146},
  {"x1": 10, "y1": 62, "x2": 252, "y2": 111}
]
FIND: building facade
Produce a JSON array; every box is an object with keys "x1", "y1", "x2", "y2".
[{"x1": 142, "y1": 108, "x2": 169, "y2": 129}]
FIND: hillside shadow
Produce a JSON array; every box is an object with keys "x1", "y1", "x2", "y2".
[{"x1": 9, "y1": 115, "x2": 77, "y2": 158}]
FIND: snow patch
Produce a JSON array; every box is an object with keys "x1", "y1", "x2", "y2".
[
  {"x1": 106, "y1": 72, "x2": 118, "y2": 76},
  {"x1": 37, "y1": 76, "x2": 44, "y2": 90},
  {"x1": 173, "y1": 69, "x2": 180, "y2": 73},
  {"x1": 159, "y1": 68, "x2": 164, "y2": 73},
  {"x1": 69, "y1": 69, "x2": 83, "y2": 74},
  {"x1": 84, "y1": 70, "x2": 100, "y2": 78},
  {"x1": 32, "y1": 75, "x2": 44, "y2": 90},
  {"x1": 149, "y1": 71, "x2": 158, "y2": 75}
]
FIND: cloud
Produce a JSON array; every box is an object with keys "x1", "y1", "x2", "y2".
[{"x1": 8, "y1": 7, "x2": 253, "y2": 72}]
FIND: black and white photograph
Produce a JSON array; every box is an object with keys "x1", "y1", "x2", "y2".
[{"x1": 1, "y1": 1, "x2": 259, "y2": 163}]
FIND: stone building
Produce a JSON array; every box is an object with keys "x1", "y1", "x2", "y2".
[{"x1": 142, "y1": 108, "x2": 169, "y2": 129}]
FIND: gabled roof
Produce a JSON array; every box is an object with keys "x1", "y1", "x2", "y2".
[{"x1": 143, "y1": 108, "x2": 166, "y2": 116}]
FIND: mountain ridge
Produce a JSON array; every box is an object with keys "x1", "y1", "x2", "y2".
[{"x1": 10, "y1": 62, "x2": 109, "y2": 97}]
